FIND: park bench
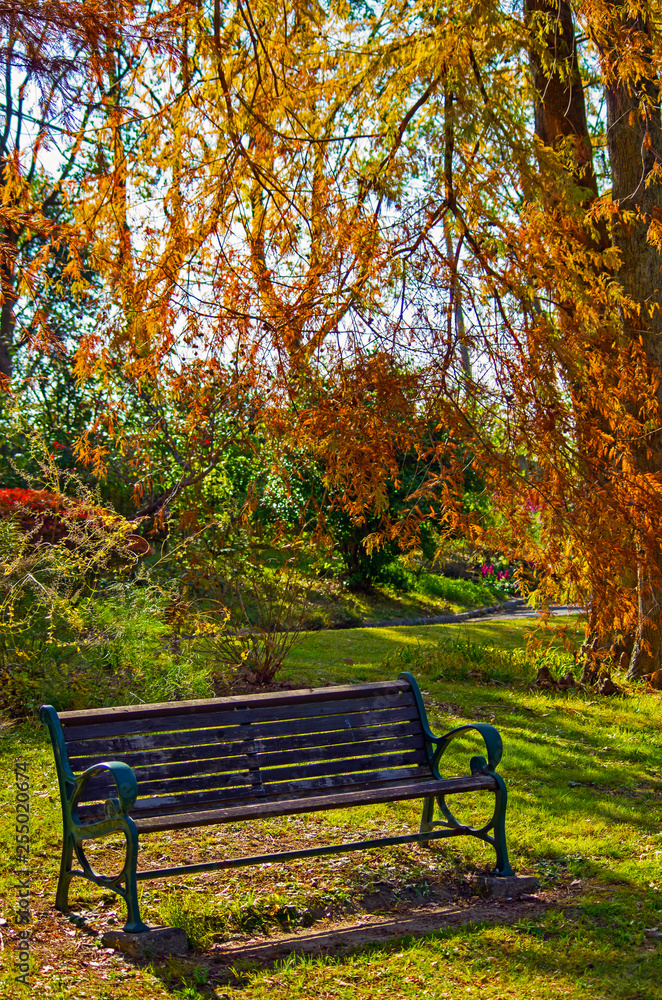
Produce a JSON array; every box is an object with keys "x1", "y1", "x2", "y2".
[{"x1": 40, "y1": 672, "x2": 513, "y2": 933}]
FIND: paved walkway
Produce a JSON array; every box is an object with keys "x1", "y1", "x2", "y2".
[
  {"x1": 487, "y1": 603, "x2": 585, "y2": 621},
  {"x1": 353, "y1": 600, "x2": 585, "y2": 630}
]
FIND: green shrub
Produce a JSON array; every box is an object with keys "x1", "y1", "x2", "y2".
[
  {"x1": 0, "y1": 502, "x2": 215, "y2": 716},
  {"x1": 0, "y1": 423, "x2": 238, "y2": 714},
  {"x1": 181, "y1": 553, "x2": 316, "y2": 689},
  {"x1": 0, "y1": 570, "x2": 214, "y2": 716}
]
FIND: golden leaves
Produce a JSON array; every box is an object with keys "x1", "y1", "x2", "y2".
[{"x1": 6, "y1": 0, "x2": 662, "y2": 651}]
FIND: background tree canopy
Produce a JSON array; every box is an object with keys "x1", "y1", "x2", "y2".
[{"x1": 3, "y1": 0, "x2": 662, "y2": 678}]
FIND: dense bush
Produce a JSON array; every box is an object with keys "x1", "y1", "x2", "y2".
[{"x1": 0, "y1": 482, "x2": 214, "y2": 715}]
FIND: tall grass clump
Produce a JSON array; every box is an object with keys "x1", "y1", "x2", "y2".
[
  {"x1": 0, "y1": 517, "x2": 214, "y2": 715},
  {"x1": 156, "y1": 888, "x2": 315, "y2": 950},
  {"x1": 384, "y1": 634, "x2": 576, "y2": 687}
]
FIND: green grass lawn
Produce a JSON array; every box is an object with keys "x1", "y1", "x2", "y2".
[{"x1": 1, "y1": 616, "x2": 661, "y2": 999}]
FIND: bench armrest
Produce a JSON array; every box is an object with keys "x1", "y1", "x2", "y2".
[
  {"x1": 71, "y1": 761, "x2": 139, "y2": 821},
  {"x1": 398, "y1": 672, "x2": 503, "y2": 777},
  {"x1": 431, "y1": 723, "x2": 503, "y2": 775},
  {"x1": 40, "y1": 707, "x2": 139, "y2": 823}
]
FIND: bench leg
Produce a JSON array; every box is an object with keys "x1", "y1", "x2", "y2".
[
  {"x1": 121, "y1": 821, "x2": 149, "y2": 933},
  {"x1": 63, "y1": 819, "x2": 149, "y2": 933},
  {"x1": 55, "y1": 833, "x2": 74, "y2": 913},
  {"x1": 418, "y1": 782, "x2": 514, "y2": 877},
  {"x1": 419, "y1": 796, "x2": 436, "y2": 847},
  {"x1": 491, "y1": 776, "x2": 514, "y2": 877}
]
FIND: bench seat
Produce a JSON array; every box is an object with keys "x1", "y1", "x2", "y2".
[
  {"x1": 41, "y1": 672, "x2": 513, "y2": 932},
  {"x1": 131, "y1": 774, "x2": 498, "y2": 832}
]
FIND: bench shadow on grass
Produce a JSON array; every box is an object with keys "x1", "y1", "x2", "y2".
[{"x1": 143, "y1": 881, "x2": 662, "y2": 998}]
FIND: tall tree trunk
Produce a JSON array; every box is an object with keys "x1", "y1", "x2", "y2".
[
  {"x1": 0, "y1": 171, "x2": 19, "y2": 380},
  {"x1": 525, "y1": 0, "x2": 662, "y2": 675},
  {"x1": 524, "y1": 0, "x2": 600, "y2": 197},
  {"x1": 603, "y1": 7, "x2": 662, "y2": 677},
  {"x1": 0, "y1": 259, "x2": 15, "y2": 379},
  {"x1": 443, "y1": 217, "x2": 472, "y2": 384},
  {"x1": 524, "y1": 0, "x2": 611, "y2": 638}
]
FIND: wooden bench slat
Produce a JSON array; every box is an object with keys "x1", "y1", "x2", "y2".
[
  {"x1": 88, "y1": 756, "x2": 430, "y2": 803},
  {"x1": 75, "y1": 748, "x2": 430, "y2": 803},
  {"x1": 68, "y1": 720, "x2": 423, "y2": 771},
  {"x1": 61, "y1": 691, "x2": 416, "y2": 742},
  {"x1": 58, "y1": 680, "x2": 410, "y2": 725},
  {"x1": 63, "y1": 706, "x2": 421, "y2": 757},
  {"x1": 58, "y1": 681, "x2": 410, "y2": 725},
  {"x1": 75, "y1": 766, "x2": 435, "y2": 821},
  {"x1": 131, "y1": 775, "x2": 498, "y2": 832},
  {"x1": 82, "y1": 735, "x2": 423, "y2": 784},
  {"x1": 75, "y1": 739, "x2": 425, "y2": 802}
]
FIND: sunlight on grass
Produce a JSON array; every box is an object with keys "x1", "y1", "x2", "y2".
[
  {"x1": 414, "y1": 570, "x2": 505, "y2": 608},
  {"x1": 283, "y1": 615, "x2": 583, "y2": 686}
]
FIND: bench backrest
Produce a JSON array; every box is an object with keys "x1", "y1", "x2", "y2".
[{"x1": 56, "y1": 679, "x2": 433, "y2": 824}]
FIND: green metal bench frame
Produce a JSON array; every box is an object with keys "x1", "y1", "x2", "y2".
[{"x1": 40, "y1": 672, "x2": 513, "y2": 933}]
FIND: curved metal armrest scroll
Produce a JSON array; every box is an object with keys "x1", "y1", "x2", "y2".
[
  {"x1": 396, "y1": 673, "x2": 503, "y2": 777},
  {"x1": 431, "y1": 723, "x2": 504, "y2": 774},
  {"x1": 71, "y1": 761, "x2": 139, "y2": 822}
]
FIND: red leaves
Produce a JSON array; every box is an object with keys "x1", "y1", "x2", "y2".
[
  {"x1": 0, "y1": 488, "x2": 81, "y2": 544},
  {"x1": 0, "y1": 488, "x2": 148, "y2": 555},
  {"x1": 0, "y1": 488, "x2": 58, "y2": 513}
]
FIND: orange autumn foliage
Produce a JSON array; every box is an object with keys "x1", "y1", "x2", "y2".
[{"x1": 4, "y1": 1, "x2": 662, "y2": 671}]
